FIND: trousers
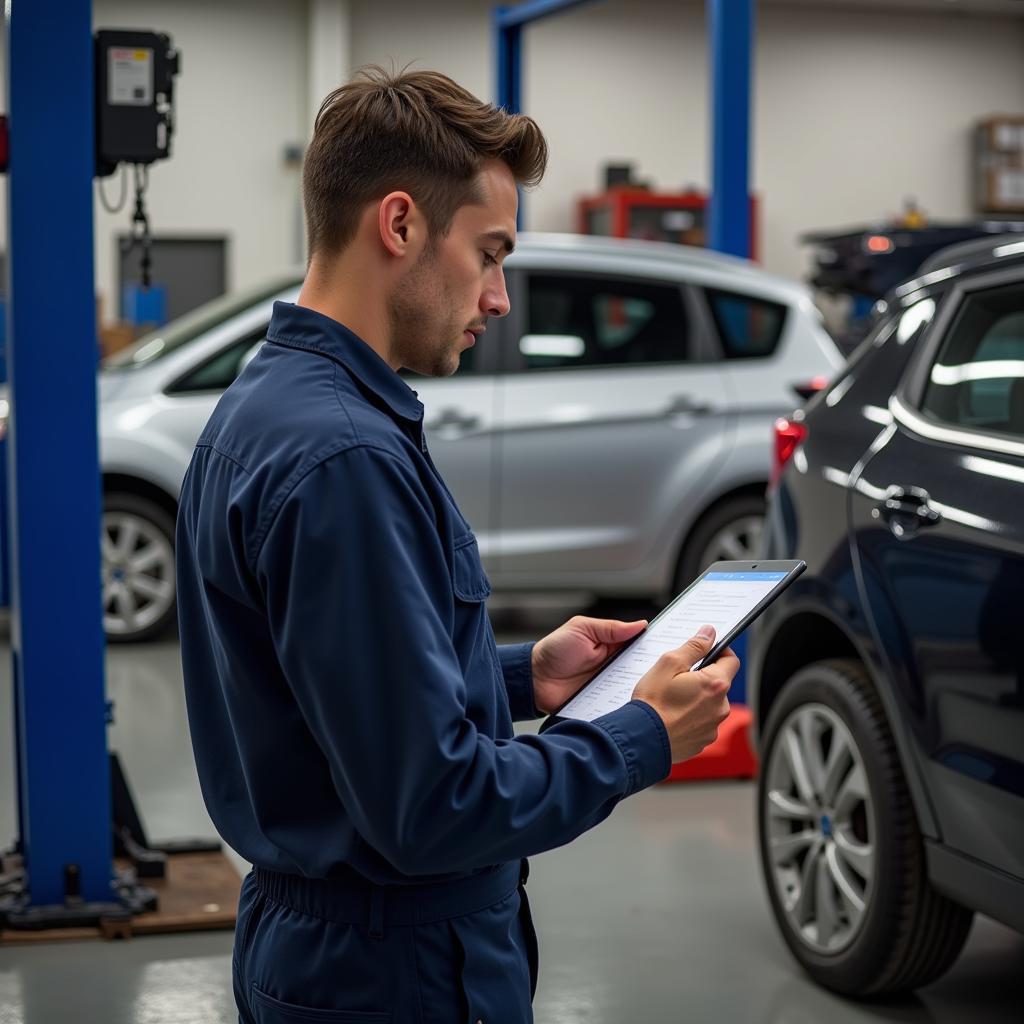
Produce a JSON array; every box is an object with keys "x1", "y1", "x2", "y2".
[{"x1": 233, "y1": 859, "x2": 539, "y2": 1024}]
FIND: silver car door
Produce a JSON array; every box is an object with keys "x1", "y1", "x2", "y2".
[{"x1": 493, "y1": 268, "x2": 730, "y2": 590}]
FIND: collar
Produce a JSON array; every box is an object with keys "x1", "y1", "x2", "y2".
[{"x1": 266, "y1": 301, "x2": 424, "y2": 423}]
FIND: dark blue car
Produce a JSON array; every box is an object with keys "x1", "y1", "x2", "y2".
[{"x1": 749, "y1": 235, "x2": 1024, "y2": 995}]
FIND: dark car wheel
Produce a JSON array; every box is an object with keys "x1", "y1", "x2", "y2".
[
  {"x1": 677, "y1": 494, "x2": 765, "y2": 588},
  {"x1": 757, "y1": 659, "x2": 973, "y2": 996},
  {"x1": 102, "y1": 491, "x2": 177, "y2": 643}
]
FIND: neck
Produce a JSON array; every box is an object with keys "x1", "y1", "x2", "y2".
[{"x1": 296, "y1": 253, "x2": 397, "y2": 369}]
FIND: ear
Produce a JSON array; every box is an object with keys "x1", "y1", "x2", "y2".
[{"x1": 378, "y1": 191, "x2": 422, "y2": 258}]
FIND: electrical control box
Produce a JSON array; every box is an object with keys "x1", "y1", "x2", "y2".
[{"x1": 94, "y1": 30, "x2": 179, "y2": 177}]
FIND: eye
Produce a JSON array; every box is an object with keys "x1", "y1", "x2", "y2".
[{"x1": 482, "y1": 251, "x2": 498, "y2": 267}]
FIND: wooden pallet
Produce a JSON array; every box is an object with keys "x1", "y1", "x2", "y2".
[{"x1": 0, "y1": 851, "x2": 241, "y2": 945}]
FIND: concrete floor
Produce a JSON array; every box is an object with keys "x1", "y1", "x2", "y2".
[{"x1": 1, "y1": 605, "x2": 1022, "y2": 1024}]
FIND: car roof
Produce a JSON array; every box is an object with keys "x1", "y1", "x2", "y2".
[
  {"x1": 264, "y1": 232, "x2": 810, "y2": 305},
  {"x1": 513, "y1": 232, "x2": 806, "y2": 298},
  {"x1": 115, "y1": 232, "x2": 812, "y2": 379},
  {"x1": 897, "y1": 233, "x2": 1024, "y2": 298}
]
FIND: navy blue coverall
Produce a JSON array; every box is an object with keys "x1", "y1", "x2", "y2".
[{"x1": 176, "y1": 302, "x2": 672, "y2": 1023}]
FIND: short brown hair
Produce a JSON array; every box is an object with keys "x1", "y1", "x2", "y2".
[{"x1": 302, "y1": 66, "x2": 548, "y2": 260}]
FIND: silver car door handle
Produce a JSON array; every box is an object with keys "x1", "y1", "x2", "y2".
[
  {"x1": 425, "y1": 408, "x2": 481, "y2": 432},
  {"x1": 664, "y1": 394, "x2": 713, "y2": 417}
]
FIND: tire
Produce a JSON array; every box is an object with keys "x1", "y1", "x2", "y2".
[
  {"x1": 102, "y1": 491, "x2": 178, "y2": 643},
  {"x1": 676, "y1": 493, "x2": 765, "y2": 589},
  {"x1": 757, "y1": 659, "x2": 973, "y2": 996}
]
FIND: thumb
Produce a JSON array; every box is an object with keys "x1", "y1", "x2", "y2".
[{"x1": 677, "y1": 624, "x2": 716, "y2": 669}]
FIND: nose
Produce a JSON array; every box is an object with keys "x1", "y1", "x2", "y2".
[{"x1": 482, "y1": 268, "x2": 510, "y2": 318}]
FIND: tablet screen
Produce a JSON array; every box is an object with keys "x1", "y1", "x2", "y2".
[{"x1": 556, "y1": 570, "x2": 789, "y2": 723}]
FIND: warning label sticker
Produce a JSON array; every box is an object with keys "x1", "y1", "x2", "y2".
[{"x1": 109, "y1": 47, "x2": 153, "y2": 107}]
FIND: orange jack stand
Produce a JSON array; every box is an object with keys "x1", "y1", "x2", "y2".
[{"x1": 662, "y1": 704, "x2": 758, "y2": 782}]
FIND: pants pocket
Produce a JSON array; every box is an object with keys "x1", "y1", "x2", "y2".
[
  {"x1": 447, "y1": 890, "x2": 534, "y2": 1024},
  {"x1": 234, "y1": 875, "x2": 269, "y2": 1019},
  {"x1": 516, "y1": 885, "x2": 540, "y2": 1000},
  {"x1": 251, "y1": 984, "x2": 390, "y2": 1023}
]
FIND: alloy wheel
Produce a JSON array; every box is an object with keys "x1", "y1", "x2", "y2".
[
  {"x1": 763, "y1": 702, "x2": 876, "y2": 954},
  {"x1": 699, "y1": 513, "x2": 763, "y2": 565},
  {"x1": 102, "y1": 510, "x2": 176, "y2": 639}
]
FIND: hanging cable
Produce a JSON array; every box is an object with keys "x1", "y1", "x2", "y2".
[
  {"x1": 119, "y1": 164, "x2": 154, "y2": 288},
  {"x1": 97, "y1": 162, "x2": 129, "y2": 215}
]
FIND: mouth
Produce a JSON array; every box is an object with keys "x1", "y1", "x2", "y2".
[{"x1": 463, "y1": 328, "x2": 484, "y2": 347}]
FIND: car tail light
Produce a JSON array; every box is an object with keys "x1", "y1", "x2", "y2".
[
  {"x1": 791, "y1": 376, "x2": 831, "y2": 402},
  {"x1": 772, "y1": 416, "x2": 807, "y2": 488}
]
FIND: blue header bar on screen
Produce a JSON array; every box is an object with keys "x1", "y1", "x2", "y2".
[{"x1": 705, "y1": 572, "x2": 787, "y2": 581}]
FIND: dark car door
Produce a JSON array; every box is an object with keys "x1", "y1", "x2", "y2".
[{"x1": 848, "y1": 271, "x2": 1024, "y2": 880}]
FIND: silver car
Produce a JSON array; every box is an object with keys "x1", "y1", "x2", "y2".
[{"x1": 84, "y1": 233, "x2": 841, "y2": 641}]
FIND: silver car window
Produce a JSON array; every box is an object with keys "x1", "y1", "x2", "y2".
[
  {"x1": 165, "y1": 328, "x2": 268, "y2": 395},
  {"x1": 104, "y1": 275, "x2": 299, "y2": 371},
  {"x1": 519, "y1": 273, "x2": 689, "y2": 371},
  {"x1": 704, "y1": 288, "x2": 787, "y2": 359}
]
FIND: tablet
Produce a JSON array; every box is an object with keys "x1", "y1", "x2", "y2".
[{"x1": 540, "y1": 559, "x2": 805, "y2": 729}]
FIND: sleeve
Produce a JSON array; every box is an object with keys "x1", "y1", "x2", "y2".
[
  {"x1": 497, "y1": 642, "x2": 540, "y2": 721},
  {"x1": 255, "y1": 446, "x2": 671, "y2": 877}
]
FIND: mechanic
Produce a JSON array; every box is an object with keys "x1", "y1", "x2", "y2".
[{"x1": 176, "y1": 66, "x2": 738, "y2": 1024}]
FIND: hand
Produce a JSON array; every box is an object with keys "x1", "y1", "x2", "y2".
[
  {"x1": 631, "y1": 626, "x2": 739, "y2": 763},
  {"x1": 531, "y1": 615, "x2": 648, "y2": 715}
]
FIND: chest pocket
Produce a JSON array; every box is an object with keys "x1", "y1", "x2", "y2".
[{"x1": 451, "y1": 533, "x2": 491, "y2": 603}]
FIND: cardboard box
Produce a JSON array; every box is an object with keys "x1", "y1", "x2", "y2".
[
  {"x1": 976, "y1": 116, "x2": 1024, "y2": 212},
  {"x1": 99, "y1": 322, "x2": 139, "y2": 359}
]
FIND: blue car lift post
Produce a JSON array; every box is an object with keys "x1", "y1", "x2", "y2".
[
  {"x1": 493, "y1": 0, "x2": 754, "y2": 261},
  {"x1": 704, "y1": 0, "x2": 755, "y2": 703},
  {"x1": 0, "y1": 0, "x2": 154, "y2": 930},
  {"x1": 493, "y1": 0, "x2": 600, "y2": 228},
  {"x1": 707, "y1": 0, "x2": 754, "y2": 261}
]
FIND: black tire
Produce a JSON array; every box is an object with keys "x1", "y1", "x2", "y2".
[
  {"x1": 102, "y1": 491, "x2": 178, "y2": 644},
  {"x1": 676, "y1": 493, "x2": 766, "y2": 589},
  {"x1": 757, "y1": 659, "x2": 973, "y2": 996}
]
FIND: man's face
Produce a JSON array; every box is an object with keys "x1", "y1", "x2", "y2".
[{"x1": 387, "y1": 160, "x2": 517, "y2": 377}]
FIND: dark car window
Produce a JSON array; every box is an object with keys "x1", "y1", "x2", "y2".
[
  {"x1": 920, "y1": 282, "x2": 1024, "y2": 439},
  {"x1": 705, "y1": 289, "x2": 787, "y2": 359},
  {"x1": 166, "y1": 330, "x2": 267, "y2": 395},
  {"x1": 521, "y1": 274, "x2": 688, "y2": 370}
]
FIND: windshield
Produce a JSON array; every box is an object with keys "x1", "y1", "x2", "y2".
[{"x1": 103, "y1": 275, "x2": 301, "y2": 371}]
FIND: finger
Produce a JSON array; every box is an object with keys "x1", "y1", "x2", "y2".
[
  {"x1": 575, "y1": 617, "x2": 648, "y2": 644},
  {"x1": 702, "y1": 651, "x2": 741, "y2": 689},
  {"x1": 714, "y1": 647, "x2": 741, "y2": 678},
  {"x1": 671, "y1": 626, "x2": 716, "y2": 672}
]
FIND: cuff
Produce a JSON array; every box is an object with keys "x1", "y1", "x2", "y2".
[
  {"x1": 592, "y1": 700, "x2": 671, "y2": 795},
  {"x1": 498, "y1": 642, "x2": 540, "y2": 721}
]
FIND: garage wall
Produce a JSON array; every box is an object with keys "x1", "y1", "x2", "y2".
[
  {"x1": 350, "y1": 0, "x2": 1024, "y2": 281},
  {"x1": 755, "y1": 5, "x2": 1024, "y2": 279}
]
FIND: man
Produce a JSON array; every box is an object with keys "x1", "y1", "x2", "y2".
[{"x1": 176, "y1": 67, "x2": 737, "y2": 1024}]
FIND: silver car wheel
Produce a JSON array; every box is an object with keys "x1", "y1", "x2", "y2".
[
  {"x1": 700, "y1": 513, "x2": 763, "y2": 565},
  {"x1": 764, "y1": 702, "x2": 875, "y2": 955},
  {"x1": 102, "y1": 511, "x2": 176, "y2": 638}
]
